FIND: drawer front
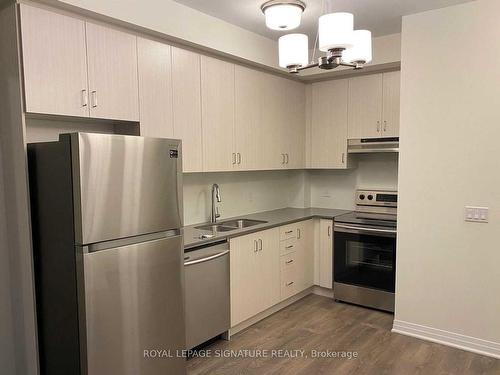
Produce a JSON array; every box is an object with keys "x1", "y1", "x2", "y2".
[
  {"x1": 279, "y1": 237, "x2": 297, "y2": 255},
  {"x1": 280, "y1": 266, "x2": 298, "y2": 300},
  {"x1": 280, "y1": 253, "x2": 297, "y2": 271},
  {"x1": 280, "y1": 224, "x2": 297, "y2": 241}
]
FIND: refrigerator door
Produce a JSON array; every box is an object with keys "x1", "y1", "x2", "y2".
[
  {"x1": 68, "y1": 133, "x2": 183, "y2": 245},
  {"x1": 81, "y1": 235, "x2": 186, "y2": 375}
]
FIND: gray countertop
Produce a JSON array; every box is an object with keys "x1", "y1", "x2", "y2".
[{"x1": 183, "y1": 207, "x2": 351, "y2": 250}]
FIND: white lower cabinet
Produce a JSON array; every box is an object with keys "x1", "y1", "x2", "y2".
[
  {"x1": 230, "y1": 220, "x2": 314, "y2": 327},
  {"x1": 230, "y1": 228, "x2": 280, "y2": 327},
  {"x1": 316, "y1": 219, "x2": 333, "y2": 289}
]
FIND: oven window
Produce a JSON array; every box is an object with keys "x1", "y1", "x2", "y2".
[{"x1": 334, "y1": 232, "x2": 396, "y2": 292}]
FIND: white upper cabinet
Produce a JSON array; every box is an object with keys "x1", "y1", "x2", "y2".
[
  {"x1": 282, "y1": 79, "x2": 306, "y2": 169},
  {"x1": 20, "y1": 5, "x2": 89, "y2": 117},
  {"x1": 137, "y1": 38, "x2": 173, "y2": 138},
  {"x1": 382, "y1": 71, "x2": 401, "y2": 137},
  {"x1": 234, "y1": 66, "x2": 263, "y2": 170},
  {"x1": 85, "y1": 22, "x2": 139, "y2": 122},
  {"x1": 310, "y1": 79, "x2": 349, "y2": 169},
  {"x1": 348, "y1": 71, "x2": 401, "y2": 139},
  {"x1": 172, "y1": 47, "x2": 203, "y2": 172},
  {"x1": 201, "y1": 56, "x2": 235, "y2": 172},
  {"x1": 348, "y1": 73, "x2": 383, "y2": 139}
]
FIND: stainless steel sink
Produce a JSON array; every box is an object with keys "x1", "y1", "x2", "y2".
[{"x1": 195, "y1": 219, "x2": 267, "y2": 233}]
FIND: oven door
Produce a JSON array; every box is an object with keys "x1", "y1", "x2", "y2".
[{"x1": 334, "y1": 223, "x2": 396, "y2": 293}]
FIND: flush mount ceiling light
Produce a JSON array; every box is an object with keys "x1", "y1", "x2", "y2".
[
  {"x1": 270, "y1": 5, "x2": 373, "y2": 74},
  {"x1": 261, "y1": 0, "x2": 306, "y2": 31}
]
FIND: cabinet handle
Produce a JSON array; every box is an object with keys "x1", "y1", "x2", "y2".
[
  {"x1": 285, "y1": 245, "x2": 294, "y2": 249},
  {"x1": 285, "y1": 230, "x2": 293, "y2": 234},
  {"x1": 237, "y1": 153, "x2": 241, "y2": 165},
  {"x1": 341, "y1": 152, "x2": 345, "y2": 164},
  {"x1": 81, "y1": 89, "x2": 88, "y2": 107},
  {"x1": 376, "y1": 121, "x2": 380, "y2": 132},
  {"x1": 285, "y1": 259, "x2": 294, "y2": 264},
  {"x1": 286, "y1": 281, "x2": 294, "y2": 286},
  {"x1": 91, "y1": 90, "x2": 97, "y2": 108},
  {"x1": 286, "y1": 154, "x2": 289, "y2": 164},
  {"x1": 258, "y1": 238, "x2": 263, "y2": 251},
  {"x1": 254, "y1": 240, "x2": 258, "y2": 252},
  {"x1": 384, "y1": 120, "x2": 387, "y2": 132},
  {"x1": 328, "y1": 226, "x2": 331, "y2": 237},
  {"x1": 281, "y1": 154, "x2": 285, "y2": 164},
  {"x1": 297, "y1": 229, "x2": 301, "y2": 239},
  {"x1": 232, "y1": 153, "x2": 236, "y2": 165}
]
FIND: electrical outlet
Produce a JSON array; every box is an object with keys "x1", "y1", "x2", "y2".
[{"x1": 465, "y1": 206, "x2": 489, "y2": 223}]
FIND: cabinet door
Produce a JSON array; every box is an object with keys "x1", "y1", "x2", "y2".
[
  {"x1": 283, "y1": 79, "x2": 306, "y2": 169},
  {"x1": 137, "y1": 38, "x2": 173, "y2": 138},
  {"x1": 382, "y1": 71, "x2": 401, "y2": 137},
  {"x1": 86, "y1": 22, "x2": 139, "y2": 121},
  {"x1": 20, "y1": 5, "x2": 89, "y2": 117},
  {"x1": 171, "y1": 47, "x2": 203, "y2": 172},
  {"x1": 201, "y1": 56, "x2": 235, "y2": 172},
  {"x1": 319, "y1": 219, "x2": 333, "y2": 289},
  {"x1": 311, "y1": 79, "x2": 349, "y2": 168},
  {"x1": 234, "y1": 66, "x2": 263, "y2": 170},
  {"x1": 348, "y1": 74, "x2": 383, "y2": 139},
  {"x1": 262, "y1": 73, "x2": 287, "y2": 169},
  {"x1": 258, "y1": 228, "x2": 281, "y2": 310},
  {"x1": 230, "y1": 228, "x2": 279, "y2": 326},
  {"x1": 296, "y1": 220, "x2": 314, "y2": 291}
]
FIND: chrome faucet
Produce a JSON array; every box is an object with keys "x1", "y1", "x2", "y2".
[{"x1": 211, "y1": 183, "x2": 221, "y2": 223}]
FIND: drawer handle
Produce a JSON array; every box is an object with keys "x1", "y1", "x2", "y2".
[
  {"x1": 285, "y1": 245, "x2": 294, "y2": 249},
  {"x1": 286, "y1": 281, "x2": 294, "y2": 286},
  {"x1": 297, "y1": 229, "x2": 301, "y2": 239},
  {"x1": 285, "y1": 230, "x2": 293, "y2": 234},
  {"x1": 285, "y1": 259, "x2": 294, "y2": 264}
]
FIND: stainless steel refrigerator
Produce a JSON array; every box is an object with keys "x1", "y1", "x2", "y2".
[{"x1": 28, "y1": 133, "x2": 186, "y2": 375}]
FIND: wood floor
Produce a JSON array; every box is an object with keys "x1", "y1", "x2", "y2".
[{"x1": 187, "y1": 294, "x2": 500, "y2": 375}]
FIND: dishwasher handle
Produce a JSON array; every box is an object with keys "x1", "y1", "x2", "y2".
[{"x1": 184, "y1": 250, "x2": 229, "y2": 266}]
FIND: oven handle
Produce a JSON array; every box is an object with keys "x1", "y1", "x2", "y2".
[{"x1": 334, "y1": 224, "x2": 397, "y2": 235}]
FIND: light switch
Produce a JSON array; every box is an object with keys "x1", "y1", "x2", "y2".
[{"x1": 465, "y1": 206, "x2": 489, "y2": 223}]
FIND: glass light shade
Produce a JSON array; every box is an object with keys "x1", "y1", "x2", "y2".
[
  {"x1": 278, "y1": 33, "x2": 309, "y2": 68},
  {"x1": 318, "y1": 12, "x2": 354, "y2": 51},
  {"x1": 264, "y1": 4, "x2": 303, "y2": 30},
  {"x1": 343, "y1": 30, "x2": 372, "y2": 64}
]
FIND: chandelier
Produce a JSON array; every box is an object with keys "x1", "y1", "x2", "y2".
[{"x1": 261, "y1": 0, "x2": 372, "y2": 74}]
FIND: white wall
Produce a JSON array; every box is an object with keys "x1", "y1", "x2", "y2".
[
  {"x1": 182, "y1": 170, "x2": 308, "y2": 225},
  {"x1": 308, "y1": 154, "x2": 399, "y2": 210},
  {"x1": 395, "y1": 0, "x2": 500, "y2": 357}
]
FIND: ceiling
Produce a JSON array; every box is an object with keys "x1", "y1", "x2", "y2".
[{"x1": 173, "y1": 0, "x2": 472, "y2": 40}]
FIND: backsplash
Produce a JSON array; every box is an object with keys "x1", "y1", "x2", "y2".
[
  {"x1": 182, "y1": 170, "x2": 308, "y2": 225},
  {"x1": 308, "y1": 153, "x2": 399, "y2": 210}
]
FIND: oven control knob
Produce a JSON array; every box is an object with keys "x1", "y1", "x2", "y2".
[
  {"x1": 367, "y1": 195, "x2": 374, "y2": 200},
  {"x1": 359, "y1": 194, "x2": 365, "y2": 200}
]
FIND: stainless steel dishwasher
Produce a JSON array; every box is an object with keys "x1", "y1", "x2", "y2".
[{"x1": 184, "y1": 241, "x2": 230, "y2": 349}]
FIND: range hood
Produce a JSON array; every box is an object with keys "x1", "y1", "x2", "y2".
[{"x1": 347, "y1": 138, "x2": 399, "y2": 154}]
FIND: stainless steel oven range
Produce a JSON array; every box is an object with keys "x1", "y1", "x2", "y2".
[{"x1": 333, "y1": 189, "x2": 397, "y2": 312}]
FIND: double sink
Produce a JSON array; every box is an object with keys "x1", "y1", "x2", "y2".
[{"x1": 195, "y1": 218, "x2": 267, "y2": 235}]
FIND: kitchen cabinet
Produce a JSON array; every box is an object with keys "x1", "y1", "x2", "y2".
[
  {"x1": 317, "y1": 219, "x2": 333, "y2": 289},
  {"x1": 310, "y1": 79, "x2": 349, "y2": 169},
  {"x1": 137, "y1": 38, "x2": 173, "y2": 138},
  {"x1": 85, "y1": 22, "x2": 139, "y2": 121},
  {"x1": 20, "y1": 5, "x2": 89, "y2": 117},
  {"x1": 348, "y1": 72, "x2": 401, "y2": 139},
  {"x1": 201, "y1": 56, "x2": 235, "y2": 172},
  {"x1": 382, "y1": 71, "x2": 401, "y2": 137},
  {"x1": 282, "y1": 79, "x2": 306, "y2": 169},
  {"x1": 230, "y1": 228, "x2": 280, "y2": 326},
  {"x1": 296, "y1": 220, "x2": 314, "y2": 291},
  {"x1": 234, "y1": 66, "x2": 264, "y2": 170},
  {"x1": 172, "y1": 47, "x2": 203, "y2": 172}
]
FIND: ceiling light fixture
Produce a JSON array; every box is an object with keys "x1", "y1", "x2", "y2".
[
  {"x1": 268, "y1": 3, "x2": 373, "y2": 74},
  {"x1": 261, "y1": 0, "x2": 306, "y2": 31}
]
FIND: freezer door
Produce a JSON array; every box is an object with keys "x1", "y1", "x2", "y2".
[
  {"x1": 81, "y1": 235, "x2": 186, "y2": 375},
  {"x1": 68, "y1": 133, "x2": 182, "y2": 245}
]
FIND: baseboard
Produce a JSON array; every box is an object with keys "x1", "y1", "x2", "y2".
[
  {"x1": 311, "y1": 285, "x2": 334, "y2": 298},
  {"x1": 392, "y1": 320, "x2": 500, "y2": 359}
]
